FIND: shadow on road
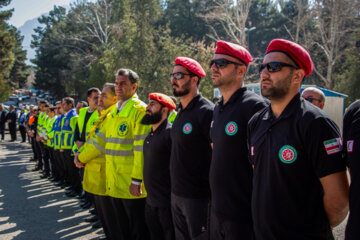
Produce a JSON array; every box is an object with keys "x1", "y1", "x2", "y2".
[{"x1": 0, "y1": 141, "x2": 103, "y2": 240}]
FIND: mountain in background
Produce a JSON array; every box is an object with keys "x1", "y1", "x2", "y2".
[
  {"x1": 17, "y1": 5, "x2": 70, "y2": 65},
  {"x1": 18, "y1": 17, "x2": 42, "y2": 65}
]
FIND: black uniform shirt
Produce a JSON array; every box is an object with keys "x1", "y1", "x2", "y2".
[
  {"x1": 248, "y1": 93, "x2": 346, "y2": 240},
  {"x1": 170, "y1": 94, "x2": 214, "y2": 199},
  {"x1": 210, "y1": 87, "x2": 267, "y2": 222},
  {"x1": 143, "y1": 120, "x2": 172, "y2": 208},
  {"x1": 343, "y1": 100, "x2": 360, "y2": 240}
]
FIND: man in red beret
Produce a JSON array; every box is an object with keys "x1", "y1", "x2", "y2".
[
  {"x1": 209, "y1": 40, "x2": 267, "y2": 239},
  {"x1": 170, "y1": 56, "x2": 214, "y2": 240},
  {"x1": 248, "y1": 39, "x2": 349, "y2": 239},
  {"x1": 141, "y1": 93, "x2": 176, "y2": 240}
]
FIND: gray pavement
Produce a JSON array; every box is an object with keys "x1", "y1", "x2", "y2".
[{"x1": 0, "y1": 137, "x2": 104, "y2": 240}]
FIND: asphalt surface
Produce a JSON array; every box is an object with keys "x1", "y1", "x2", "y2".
[
  {"x1": 0, "y1": 134, "x2": 104, "y2": 240},
  {"x1": 0, "y1": 132, "x2": 348, "y2": 240}
]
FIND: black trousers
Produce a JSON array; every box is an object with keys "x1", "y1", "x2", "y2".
[
  {"x1": 61, "y1": 149, "x2": 81, "y2": 192},
  {"x1": 171, "y1": 193, "x2": 209, "y2": 240},
  {"x1": 145, "y1": 204, "x2": 175, "y2": 240},
  {"x1": 9, "y1": 124, "x2": 16, "y2": 141},
  {"x1": 53, "y1": 150, "x2": 65, "y2": 181},
  {"x1": 94, "y1": 195, "x2": 119, "y2": 240},
  {"x1": 0, "y1": 123, "x2": 5, "y2": 140},
  {"x1": 19, "y1": 125, "x2": 26, "y2": 142},
  {"x1": 103, "y1": 197, "x2": 149, "y2": 240},
  {"x1": 35, "y1": 141, "x2": 43, "y2": 169},
  {"x1": 30, "y1": 137, "x2": 38, "y2": 160},
  {"x1": 210, "y1": 211, "x2": 254, "y2": 240},
  {"x1": 43, "y1": 146, "x2": 51, "y2": 174}
]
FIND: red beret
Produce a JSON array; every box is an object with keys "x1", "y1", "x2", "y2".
[
  {"x1": 174, "y1": 57, "x2": 206, "y2": 77},
  {"x1": 149, "y1": 93, "x2": 176, "y2": 112},
  {"x1": 215, "y1": 40, "x2": 253, "y2": 65},
  {"x1": 266, "y1": 39, "x2": 313, "y2": 77}
]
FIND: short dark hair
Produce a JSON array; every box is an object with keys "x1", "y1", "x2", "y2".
[
  {"x1": 39, "y1": 100, "x2": 48, "y2": 105},
  {"x1": 62, "y1": 97, "x2": 74, "y2": 108},
  {"x1": 103, "y1": 83, "x2": 116, "y2": 96},
  {"x1": 115, "y1": 68, "x2": 139, "y2": 84},
  {"x1": 87, "y1": 87, "x2": 101, "y2": 97},
  {"x1": 81, "y1": 101, "x2": 88, "y2": 107}
]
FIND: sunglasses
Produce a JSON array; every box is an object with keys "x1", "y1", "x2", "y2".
[
  {"x1": 304, "y1": 97, "x2": 322, "y2": 103},
  {"x1": 209, "y1": 58, "x2": 243, "y2": 69},
  {"x1": 258, "y1": 62, "x2": 299, "y2": 73},
  {"x1": 170, "y1": 72, "x2": 194, "y2": 80}
]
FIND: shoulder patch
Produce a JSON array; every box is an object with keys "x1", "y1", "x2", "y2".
[
  {"x1": 323, "y1": 138, "x2": 342, "y2": 155},
  {"x1": 347, "y1": 140, "x2": 354, "y2": 153}
]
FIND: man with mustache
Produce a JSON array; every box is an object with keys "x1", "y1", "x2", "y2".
[
  {"x1": 141, "y1": 92, "x2": 176, "y2": 240},
  {"x1": 170, "y1": 57, "x2": 214, "y2": 240},
  {"x1": 209, "y1": 40, "x2": 267, "y2": 239},
  {"x1": 248, "y1": 39, "x2": 349, "y2": 239}
]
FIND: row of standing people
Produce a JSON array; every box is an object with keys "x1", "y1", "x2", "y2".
[{"x1": 28, "y1": 38, "x2": 359, "y2": 240}]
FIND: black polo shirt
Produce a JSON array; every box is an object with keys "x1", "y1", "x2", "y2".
[
  {"x1": 143, "y1": 120, "x2": 172, "y2": 208},
  {"x1": 248, "y1": 93, "x2": 346, "y2": 240},
  {"x1": 170, "y1": 94, "x2": 214, "y2": 199},
  {"x1": 210, "y1": 87, "x2": 266, "y2": 223},
  {"x1": 343, "y1": 100, "x2": 360, "y2": 240}
]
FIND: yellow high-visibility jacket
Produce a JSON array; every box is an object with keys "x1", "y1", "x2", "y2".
[
  {"x1": 45, "y1": 116, "x2": 57, "y2": 147},
  {"x1": 60, "y1": 109, "x2": 78, "y2": 150},
  {"x1": 79, "y1": 94, "x2": 150, "y2": 199},
  {"x1": 72, "y1": 107, "x2": 99, "y2": 153},
  {"x1": 78, "y1": 104, "x2": 115, "y2": 196}
]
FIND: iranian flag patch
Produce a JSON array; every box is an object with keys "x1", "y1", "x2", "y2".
[{"x1": 323, "y1": 138, "x2": 342, "y2": 155}]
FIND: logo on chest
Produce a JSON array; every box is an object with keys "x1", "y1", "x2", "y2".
[
  {"x1": 225, "y1": 121, "x2": 238, "y2": 136},
  {"x1": 64, "y1": 119, "x2": 69, "y2": 127},
  {"x1": 118, "y1": 121, "x2": 129, "y2": 136},
  {"x1": 182, "y1": 123, "x2": 192, "y2": 134},
  {"x1": 278, "y1": 145, "x2": 297, "y2": 164}
]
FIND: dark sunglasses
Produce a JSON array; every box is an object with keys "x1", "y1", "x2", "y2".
[
  {"x1": 304, "y1": 97, "x2": 322, "y2": 103},
  {"x1": 258, "y1": 62, "x2": 299, "y2": 73},
  {"x1": 170, "y1": 72, "x2": 194, "y2": 80},
  {"x1": 209, "y1": 58, "x2": 243, "y2": 69}
]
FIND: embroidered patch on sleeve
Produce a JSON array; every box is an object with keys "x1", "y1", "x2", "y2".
[
  {"x1": 323, "y1": 138, "x2": 342, "y2": 155},
  {"x1": 347, "y1": 140, "x2": 354, "y2": 153}
]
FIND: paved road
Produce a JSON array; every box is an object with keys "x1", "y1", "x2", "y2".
[
  {"x1": 0, "y1": 133, "x2": 348, "y2": 240},
  {"x1": 0, "y1": 138, "x2": 104, "y2": 240}
]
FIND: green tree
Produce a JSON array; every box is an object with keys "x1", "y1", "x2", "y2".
[{"x1": 0, "y1": 0, "x2": 15, "y2": 101}]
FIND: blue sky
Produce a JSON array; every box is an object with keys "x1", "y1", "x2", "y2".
[{"x1": 5, "y1": 0, "x2": 75, "y2": 27}]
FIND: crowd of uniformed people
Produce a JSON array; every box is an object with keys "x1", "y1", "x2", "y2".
[{"x1": 15, "y1": 38, "x2": 360, "y2": 240}]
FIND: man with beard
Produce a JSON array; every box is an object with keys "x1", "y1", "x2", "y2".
[
  {"x1": 209, "y1": 40, "x2": 267, "y2": 239},
  {"x1": 141, "y1": 93, "x2": 176, "y2": 240},
  {"x1": 247, "y1": 39, "x2": 349, "y2": 239},
  {"x1": 170, "y1": 57, "x2": 214, "y2": 240}
]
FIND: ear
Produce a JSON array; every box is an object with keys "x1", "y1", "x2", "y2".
[
  {"x1": 292, "y1": 69, "x2": 305, "y2": 84},
  {"x1": 132, "y1": 83, "x2": 138, "y2": 92},
  {"x1": 237, "y1": 65, "x2": 247, "y2": 78}
]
